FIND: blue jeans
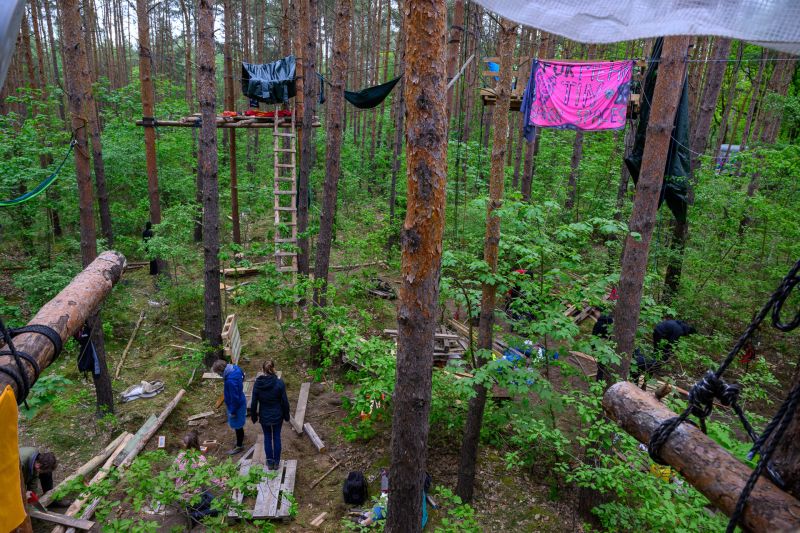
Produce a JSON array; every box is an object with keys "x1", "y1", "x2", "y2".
[{"x1": 260, "y1": 421, "x2": 283, "y2": 468}]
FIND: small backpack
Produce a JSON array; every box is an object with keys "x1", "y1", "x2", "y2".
[{"x1": 343, "y1": 471, "x2": 369, "y2": 506}]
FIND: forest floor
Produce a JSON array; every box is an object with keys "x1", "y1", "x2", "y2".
[{"x1": 16, "y1": 259, "x2": 576, "y2": 532}]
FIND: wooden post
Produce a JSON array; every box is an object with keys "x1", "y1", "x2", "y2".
[
  {"x1": 612, "y1": 36, "x2": 691, "y2": 378},
  {"x1": 0, "y1": 251, "x2": 125, "y2": 398},
  {"x1": 603, "y1": 381, "x2": 800, "y2": 531}
]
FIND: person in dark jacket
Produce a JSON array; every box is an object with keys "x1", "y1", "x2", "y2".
[
  {"x1": 250, "y1": 360, "x2": 290, "y2": 470},
  {"x1": 653, "y1": 319, "x2": 696, "y2": 361},
  {"x1": 592, "y1": 315, "x2": 614, "y2": 382},
  {"x1": 212, "y1": 359, "x2": 247, "y2": 455},
  {"x1": 19, "y1": 447, "x2": 56, "y2": 497},
  {"x1": 142, "y1": 221, "x2": 158, "y2": 275}
]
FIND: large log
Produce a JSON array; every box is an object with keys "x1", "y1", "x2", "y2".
[
  {"x1": 603, "y1": 381, "x2": 800, "y2": 532},
  {"x1": 0, "y1": 251, "x2": 126, "y2": 399}
]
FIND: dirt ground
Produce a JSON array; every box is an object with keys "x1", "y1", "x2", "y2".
[{"x1": 17, "y1": 263, "x2": 577, "y2": 532}]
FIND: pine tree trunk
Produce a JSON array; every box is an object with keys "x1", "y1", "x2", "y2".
[
  {"x1": 689, "y1": 37, "x2": 731, "y2": 173},
  {"x1": 388, "y1": 0, "x2": 406, "y2": 222},
  {"x1": 197, "y1": 0, "x2": 223, "y2": 367},
  {"x1": 456, "y1": 18, "x2": 516, "y2": 505},
  {"x1": 611, "y1": 36, "x2": 691, "y2": 379},
  {"x1": 614, "y1": 119, "x2": 636, "y2": 220},
  {"x1": 715, "y1": 42, "x2": 744, "y2": 154},
  {"x1": 60, "y1": 0, "x2": 114, "y2": 415},
  {"x1": 312, "y1": 0, "x2": 350, "y2": 320},
  {"x1": 385, "y1": 1, "x2": 448, "y2": 530},
  {"x1": 565, "y1": 130, "x2": 583, "y2": 212},
  {"x1": 136, "y1": 0, "x2": 165, "y2": 273},
  {"x1": 223, "y1": 0, "x2": 240, "y2": 244},
  {"x1": 297, "y1": 0, "x2": 318, "y2": 276},
  {"x1": 179, "y1": 0, "x2": 193, "y2": 111},
  {"x1": 446, "y1": 0, "x2": 464, "y2": 121}
]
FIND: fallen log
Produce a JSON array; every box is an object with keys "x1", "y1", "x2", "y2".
[
  {"x1": 0, "y1": 251, "x2": 126, "y2": 399},
  {"x1": 115, "y1": 311, "x2": 145, "y2": 379},
  {"x1": 303, "y1": 422, "x2": 326, "y2": 453},
  {"x1": 39, "y1": 432, "x2": 129, "y2": 507},
  {"x1": 603, "y1": 381, "x2": 800, "y2": 532}
]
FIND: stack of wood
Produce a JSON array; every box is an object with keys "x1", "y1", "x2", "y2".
[{"x1": 383, "y1": 325, "x2": 465, "y2": 367}]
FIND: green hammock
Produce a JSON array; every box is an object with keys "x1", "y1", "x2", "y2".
[{"x1": 0, "y1": 140, "x2": 74, "y2": 207}]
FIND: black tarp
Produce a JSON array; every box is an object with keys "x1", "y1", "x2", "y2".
[
  {"x1": 344, "y1": 76, "x2": 402, "y2": 109},
  {"x1": 624, "y1": 37, "x2": 692, "y2": 223},
  {"x1": 241, "y1": 56, "x2": 296, "y2": 105}
]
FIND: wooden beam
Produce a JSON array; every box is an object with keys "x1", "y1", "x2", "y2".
[
  {"x1": 187, "y1": 410, "x2": 214, "y2": 421},
  {"x1": 291, "y1": 382, "x2": 311, "y2": 434},
  {"x1": 115, "y1": 311, "x2": 145, "y2": 379},
  {"x1": 0, "y1": 251, "x2": 126, "y2": 398},
  {"x1": 28, "y1": 511, "x2": 93, "y2": 530},
  {"x1": 603, "y1": 381, "x2": 800, "y2": 531},
  {"x1": 39, "y1": 432, "x2": 129, "y2": 507},
  {"x1": 303, "y1": 422, "x2": 326, "y2": 453}
]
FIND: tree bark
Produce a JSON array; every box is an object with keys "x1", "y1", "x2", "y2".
[
  {"x1": 604, "y1": 381, "x2": 800, "y2": 531},
  {"x1": 135, "y1": 0, "x2": 164, "y2": 273},
  {"x1": 385, "y1": 1, "x2": 448, "y2": 531},
  {"x1": 0, "y1": 251, "x2": 125, "y2": 398},
  {"x1": 689, "y1": 37, "x2": 731, "y2": 173},
  {"x1": 222, "y1": 0, "x2": 240, "y2": 245},
  {"x1": 388, "y1": 0, "x2": 406, "y2": 222},
  {"x1": 614, "y1": 119, "x2": 637, "y2": 220},
  {"x1": 565, "y1": 130, "x2": 583, "y2": 213},
  {"x1": 312, "y1": 0, "x2": 350, "y2": 315},
  {"x1": 456, "y1": 18, "x2": 516, "y2": 505},
  {"x1": 612, "y1": 36, "x2": 690, "y2": 379},
  {"x1": 297, "y1": 0, "x2": 318, "y2": 276},
  {"x1": 445, "y1": 0, "x2": 464, "y2": 122},
  {"x1": 197, "y1": 0, "x2": 222, "y2": 367},
  {"x1": 60, "y1": 0, "x2": 114, "y2": 414},
  {"x1": 178, "y1": 0, "x2": 193, "y2": 111}
]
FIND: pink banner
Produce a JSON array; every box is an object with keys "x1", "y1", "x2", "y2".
[{"x1": 529, "y1": 60, "x2": 633, "y2": 131}]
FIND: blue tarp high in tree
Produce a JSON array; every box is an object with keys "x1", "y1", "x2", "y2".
[
  {"x1": 624, "y1": 37, "x2": 691, "y2": 223},
  {"x1": 344, "y1": 76, "x2": 402, "y2": 109},
  {"x1": 241, "y1": 56, "x2": 296, "y2": 105}
]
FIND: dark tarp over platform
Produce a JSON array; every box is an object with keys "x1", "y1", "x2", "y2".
[
  {"x1": 241, "y1": 56, "x2": 296, "y2": 105},
  {"x1": 624, "y1": 37, "x2": 691, "y2": 223}
]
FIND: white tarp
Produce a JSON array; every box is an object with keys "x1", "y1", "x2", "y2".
[
  {"x1": 472, "y1": 0, "x2": 800, "y2": 55},
  {"x1": 0, "y1": 0, "x2": 25, "y2": 90}
]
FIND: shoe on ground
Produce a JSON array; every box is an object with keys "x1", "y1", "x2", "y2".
[{"x1": 226, "y1": 446, "x2": 245, "y2": 455}]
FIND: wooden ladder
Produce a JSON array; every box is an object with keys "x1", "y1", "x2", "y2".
[{"x1": 272, "y1": 104, "x2": 298, "y2": 274}]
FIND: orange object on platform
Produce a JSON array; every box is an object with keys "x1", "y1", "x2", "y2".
[
  {"x1": 0, "y1": 385, "x2": 26, "y2": 532},
  {"x1": 221, "y1": 111, "x2": 238, "y2": 117},
  {"x1": 244, "y1": 109, "x2": 293, "y2": 118}
]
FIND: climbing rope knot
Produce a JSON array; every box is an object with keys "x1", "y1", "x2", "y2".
[{"x1": 771, "y1": 266, "x2": 800, "y2": 332}]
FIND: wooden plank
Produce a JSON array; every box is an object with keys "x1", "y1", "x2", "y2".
[
  {"x1": 116, "y1": 389, "x2": 186, "y2": 468},
  {"x1": 29, "y1": 510, "x2": 94, "y2": 530},
  {"x1": 291, "y1": 382, "x2": 311, "y2": 434},
  {"x1": 187, "y1": 411, "x2": 214, "y2": 421},
  {"x1": 202, "y1": 372, "x2": 221, "y2": 379},
  {"x1": 310, "y1": 511, "x2": 327, "y2": 527},
  {"x1": 113, "y1": 415, "x2": 158, "y2": 467},
  {"x1": 39, "y1": 432, "x2": 129, "y2": 507},
  {"x1": 262, "y1": 461, "x2": 287, "y2": 518},
  {"x1": 252, "y1": 433, "x2": 266, "y2": 465},
  {"x1": 277, "y1": 460, "x2": 297, "y2": 518},
  {"x1": 244, "y1": 380, "x2": 255, "y2": 409},
  {"x1": 303, "y1": 422, "x2": 325, "y2": 453}
]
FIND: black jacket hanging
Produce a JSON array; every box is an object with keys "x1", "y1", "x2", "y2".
[{"x1": 624, "y1": 37, "x2": 692, "y2": 223}]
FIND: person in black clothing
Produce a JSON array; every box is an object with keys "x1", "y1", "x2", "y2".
[
  {"x1": 250, "y1": 360, "x2": 290, "y2": 470},
  {"x1": 142, "y1": 221, "x2": 158, "y2": 275},
  {"x1": 653, "y1": 319, "x2": 696, "y2": 361},
  {"x1": 592, "y1": 315, "x2": 614, "y2": 382}
]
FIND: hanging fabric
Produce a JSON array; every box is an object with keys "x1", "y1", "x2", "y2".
[
  {"x1": 522, "y1": 59, "x2": 633, "y2": 132},
  {"x1": 343, "y1": 76, "x2": 402, "y2": 109},
  {"x1": 0, "y1": 139, "x2": 75, "y2": 208},
  {"x1": 624, "y1": 37, "x2": 692, "y2": 223},
  {"x1": 241, "y1": 56, "x2": 296, "y2": 105}
]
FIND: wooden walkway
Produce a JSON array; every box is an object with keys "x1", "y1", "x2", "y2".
[{"x1": 230, "y1": 435, "x2": 297, "y2": 521}]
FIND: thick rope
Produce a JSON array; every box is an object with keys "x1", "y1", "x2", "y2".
[
  {"x1": 645, "y1": 258, "x2": 800, "y2": 531},
  {"x1": 0, "y1": 317, "x2": 63, "y2": 405}
]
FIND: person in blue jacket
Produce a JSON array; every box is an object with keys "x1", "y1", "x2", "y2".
[
  {"x1": 212, "y1": 359, "x2": 247, "y2": 455},
  {"x1": 250, "y1": 360, "x2": 290, "y2": 469}
]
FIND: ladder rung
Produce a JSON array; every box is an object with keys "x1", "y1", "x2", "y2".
[
  {"x1": 274, "y1": 133, "x2": 295, "y2": 137},
  {"x1": 277, "y1": 267, "x2": 298, "y2": 273},
  {"x1": 275, "y1": 251, "x2": 296, "y2": 257},
  {"x1": 275, "y1": 148, "x2": 295, "y2": 153},
  {"x1": 276, "y1": 163, "x2": 295, "y2": 168},
  {"x1": 276, "y1": 207, "x2": 297, "y2": 212},
  {"x1": 274, "y1": 238, "x2": 296, "y2": 243},
  {"x1": 275, "y1": 177, "x2": 295, "y2": 182},
  {"x1": 274, "y1": 190, "x2": 297, "y2": 195}
]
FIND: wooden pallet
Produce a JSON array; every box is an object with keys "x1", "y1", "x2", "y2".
[
  {"x1": 230, "y1": 437, "x2": 297, "y2": 521},
  {"x1": 221, "y1": 314, "x2": 242, "y2": 364}
]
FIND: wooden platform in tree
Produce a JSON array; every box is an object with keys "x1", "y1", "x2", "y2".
[
  {"x1": 135, "y1": 113, "x2": 321, "y2": 129},
  {"x1": 481, "y1": 88, "x2": 522, "y2": 111},
  {"x1": 229, "y1": 437, "x2": 297, "y2": 521}
]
